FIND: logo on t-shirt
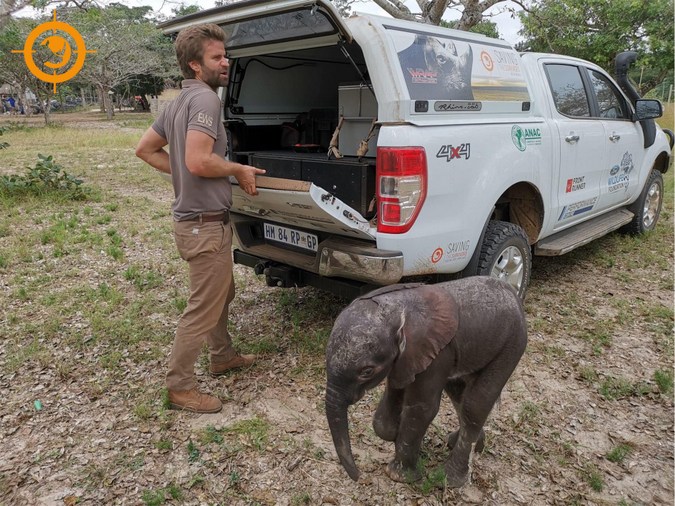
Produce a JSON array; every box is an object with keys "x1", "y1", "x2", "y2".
[{"x1": 197, "y1": 112, "x2": 213, "y2": 127}]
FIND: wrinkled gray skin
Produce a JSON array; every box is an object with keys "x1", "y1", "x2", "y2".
[{"x1": 325, "y1": 277, "x2": 527, "y2": 486}]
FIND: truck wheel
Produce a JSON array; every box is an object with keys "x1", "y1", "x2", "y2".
[
  {"x1": 621, "y1": 170, "x2": 663, "y2": 235},
  {"x1": 476, "y1": 221, "x2": 531, "y2": 298}
]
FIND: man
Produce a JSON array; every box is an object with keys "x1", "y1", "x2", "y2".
[{"x1": 136, "y1": 24, "x2": 265, "y2": 413}]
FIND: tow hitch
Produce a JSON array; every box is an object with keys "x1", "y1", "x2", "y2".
[{"x1": 254, "y1": 261, "x2": 305, "y2": 288}]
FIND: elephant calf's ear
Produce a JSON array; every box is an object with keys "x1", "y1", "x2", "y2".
[{"x1": 388, "y1": 287, "x2": 459, "y2": 389}]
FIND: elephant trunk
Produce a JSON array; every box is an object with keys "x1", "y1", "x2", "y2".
[{"x1": 325, "y1": 384, "x2": 360, "y2": 481}]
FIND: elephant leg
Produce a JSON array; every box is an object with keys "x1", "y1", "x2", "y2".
[
  {"x1": 444, "y1": 358, "x2": 516, "y2": 488},
  {"x1": 373, "y1": 385, "x2": 404, "y2": 441},
  {"x1": 447, "y1": 428, "x2": 484, "y2": 453},
  {"x1": 445, "y1": 378, "x2": 484, "y2": 452},
  {"x1": 385, "y1": 386, "x2": 443, "y2": 483}
]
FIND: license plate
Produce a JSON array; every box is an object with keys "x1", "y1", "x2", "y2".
[{"x1": 263, "y1": 223, "x2": 318, "y2": 252}]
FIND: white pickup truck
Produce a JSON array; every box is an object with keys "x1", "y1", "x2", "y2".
[{"x1": 161, "y1": 0, "x2": 672, "y2": 298}]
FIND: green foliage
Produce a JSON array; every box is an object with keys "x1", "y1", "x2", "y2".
[
  {"x1": 443, "y1": 19, "x2": 500, "y2": 39},
  {"x1": 598, "y1": 376, "x2": 649, "y2": 400},
  {"x1": 0, "y1": 154, "x2": 89, "y2": 200},
  {"x1": 581, "y1": 463, "x2": 604, "y2": 492},
  {"x1": 417, "y1": 466, "x2": 447, "y2": 493},
  {"x1": 518, "y1": 0, "x2": 674, "y2": 94},
  {"x1": 653, "y1": 368, "x2": 674, "y2": 396},
  {"x1": 171, "y1": 4, "x2": 201, "y2": 17},
  {"x1": 141, "y1": 484, "x2": 182, "y2": 506},
  {"x1": 290, "y1": 492, "x2": 312, "y2": 506},
  {"x1": 606, "y1": 444, "x2": 632, "y2": 464},
  {"x1": 186, "y1": 440, "x2": 200, "y2": 462}
]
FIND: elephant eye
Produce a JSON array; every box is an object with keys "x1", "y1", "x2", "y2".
[{"x1": 359, "y1": 366, "x2": 374, "y2": 379}]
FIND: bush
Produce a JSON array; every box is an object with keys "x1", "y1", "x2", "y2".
[{"x1": 0, "y1": 154, "x2": 89, "y2": 200}]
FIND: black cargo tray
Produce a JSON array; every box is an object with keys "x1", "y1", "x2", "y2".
[{"x1": 245, "y1": 150, "x2": 376, "y2": 219}]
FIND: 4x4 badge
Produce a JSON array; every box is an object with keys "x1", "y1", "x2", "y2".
[{"x1": 436, "y1": 143, "x2": 470, "y2": 161}]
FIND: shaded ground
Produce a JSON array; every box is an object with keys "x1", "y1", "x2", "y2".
[{"x1": 0, "y1": 112, "x2": 673, "y2": 505}]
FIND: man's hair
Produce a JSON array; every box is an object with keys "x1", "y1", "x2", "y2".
[{"x1": 175, "y1": 23, "x2": 226, "y2": 79}]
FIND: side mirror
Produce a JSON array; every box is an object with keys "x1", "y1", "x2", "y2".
[{"x1": 634, "y1": 99, "x2": 663, "y2": 121}]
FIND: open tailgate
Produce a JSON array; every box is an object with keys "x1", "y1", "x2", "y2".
[{"x1": 231, "y1": 176, "x2": 375, "y2": 240}]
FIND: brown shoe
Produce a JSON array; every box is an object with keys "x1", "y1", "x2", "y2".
[
  {"x1": 210, "y1": 354, "x2": 255, "y2": 376},
  {"x1": 168, "y1": 389, "x2": 222, "y2": 413}
]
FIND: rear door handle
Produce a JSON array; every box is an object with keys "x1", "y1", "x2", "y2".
[
  {"x1": 565, "y1": 134, "x2": 580, "y2": 143},
  {"x1": 609, "y1": 132, "x2": 621, "y2": 142}
]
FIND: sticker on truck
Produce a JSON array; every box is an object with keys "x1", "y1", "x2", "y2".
[
  {"x1": 511, "y1": 125, "x2": 542, "y2": 151},
  {"x1": 607, "y1": 152, "x2": 634, "y2": 193},
  {"x1": 385, "y1": 26, "x2": 530, "y2": 103},
  {"x1": 558, "y1": 197, "x2": 598, "y2": 221}
]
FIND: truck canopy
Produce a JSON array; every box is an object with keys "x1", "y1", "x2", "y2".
[{"x1": 158, "y1": 0, "x2": 352, "y2": 58}]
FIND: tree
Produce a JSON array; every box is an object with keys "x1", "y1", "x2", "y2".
[
  {"x1": 66, "y1": 4, "x2": 175, "y2": 119},
  {"x1": 518, "y1": 0, "x2": 674, "y2": 94},
  {"x1": 443, "y1": 19, "x2": 500, "y2": 38},
  {"x1": 355, "y1": 0, "x2": 525, "y2": 30},
  {"x1": 170, "y1": 3, "x2": 200, "y2": 18},
  {"x1": 330, "y1": 0, "x2": 353, "y2": 16},
  {"x1": 0, "y1": 0, "x2": 94, "y2": 27},
  {"x1": 0, "y1": 17, "x2": 62, "y2": 124}
]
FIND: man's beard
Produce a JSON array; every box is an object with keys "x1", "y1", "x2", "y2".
[{"x1": 202, "y1": 68, "x2": 227, "y2": 90}]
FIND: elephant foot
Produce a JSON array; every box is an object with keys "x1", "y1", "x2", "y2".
[
  {"x1": 444, "y1": 461, "x2": 469, "y2": 489},
  {"x1": 385, "y1": 460, "x2": 422, "y2": 483},
  {"x1": 447, "y1": 429, "x2": 485, "y2": 453}
]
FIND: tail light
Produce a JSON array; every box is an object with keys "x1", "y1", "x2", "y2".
[{"x1": 376, "y1": 147, "x2": 427, "y2": 234}]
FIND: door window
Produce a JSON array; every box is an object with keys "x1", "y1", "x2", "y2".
[
  {"x1": 587, "y1": 70, "x2": 630, "y2": 119},
  {"x1": 545, "y1": 64, "x2": 590, "y2": 117}
]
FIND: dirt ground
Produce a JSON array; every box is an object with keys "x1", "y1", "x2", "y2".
[{"x1": 0, "y1": 112, "x2": 673, "y2": 505}]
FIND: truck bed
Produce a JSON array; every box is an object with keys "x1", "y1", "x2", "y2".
[{"x1": 237, "y1": 150, "x2": 377, "y2": 219}]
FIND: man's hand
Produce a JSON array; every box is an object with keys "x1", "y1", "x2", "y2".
[{"x1": 235, "y1": 165, "x2": 266, "y2": 196}]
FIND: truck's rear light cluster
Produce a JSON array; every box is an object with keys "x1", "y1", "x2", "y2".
[{"x1": 376, "y1": 147, "x2": 427, "y2": 234}]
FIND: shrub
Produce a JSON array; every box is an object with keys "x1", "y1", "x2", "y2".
[{"x1": 0, "y1": 154, "x2": 89, "y2": 200}]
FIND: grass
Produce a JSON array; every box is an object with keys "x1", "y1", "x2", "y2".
[
  {"x1": 606, "y1": 443, "x2": 633, "y2": 464},
  {"x1": 0, "y1": 109, "x2": 672, "y2": 504}
]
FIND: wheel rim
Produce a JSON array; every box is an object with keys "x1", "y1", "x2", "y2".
[
  {"x1": 642, "y1": 181, "x2": 662, "y2": 229},
  {"x1": 490, "y1": 245, "x2": 524, "y2": 292}
]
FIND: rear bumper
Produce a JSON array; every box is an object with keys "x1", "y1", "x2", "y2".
[
  {"x1": 317, "y1": 238, "x2": 404, "y2": 284},
  {"x1": 231, "y1": 216, "x2": 403, "y2": 285}
]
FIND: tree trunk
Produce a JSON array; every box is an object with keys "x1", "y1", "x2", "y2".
[
  {"x1": 97, "y1": 87, "x2": 105, "y2": 113},
  {"x1": 102, "y1": 87, "x2": 114, "y2": 120}
]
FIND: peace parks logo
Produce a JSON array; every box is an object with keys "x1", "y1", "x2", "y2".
[{"x1": 11, "y1": 10, "x2": 95, "y2": 93}]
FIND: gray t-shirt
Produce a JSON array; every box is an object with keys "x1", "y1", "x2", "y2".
[{"x1": 152, "y1": 79, "x2": 231, "y2": 220}]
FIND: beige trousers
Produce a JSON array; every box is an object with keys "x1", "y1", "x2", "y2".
[{"x1": 166, "y1": 220, "x2": 236, "y2": 391}]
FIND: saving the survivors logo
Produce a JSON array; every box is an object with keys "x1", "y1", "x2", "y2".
[
  {"x1": 10, "y1": 10, "x2": 95, "y2": 94},
  {"x1": 608, "y1": 151, "x2": 634, "y2": 193}
]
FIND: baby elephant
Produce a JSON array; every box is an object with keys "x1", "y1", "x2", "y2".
[{"x1": 325, "y1": 277, "x2": 527, "y2": 487}]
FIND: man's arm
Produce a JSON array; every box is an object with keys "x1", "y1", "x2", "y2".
[
  {"x1": 135, "y1": 127, "x2": 171, "y2": 174},
  {"x1": 184, "y1": 129, "x2": 265, "y2": 196}
]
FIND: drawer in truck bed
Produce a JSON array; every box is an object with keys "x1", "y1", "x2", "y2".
[{"x1": 246, "y1": 151, "x2": 376, "y2": 219}]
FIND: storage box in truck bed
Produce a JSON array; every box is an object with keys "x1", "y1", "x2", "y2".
[{"x1": 246, "y1": 151, "x2": 376, "y2": 219}]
